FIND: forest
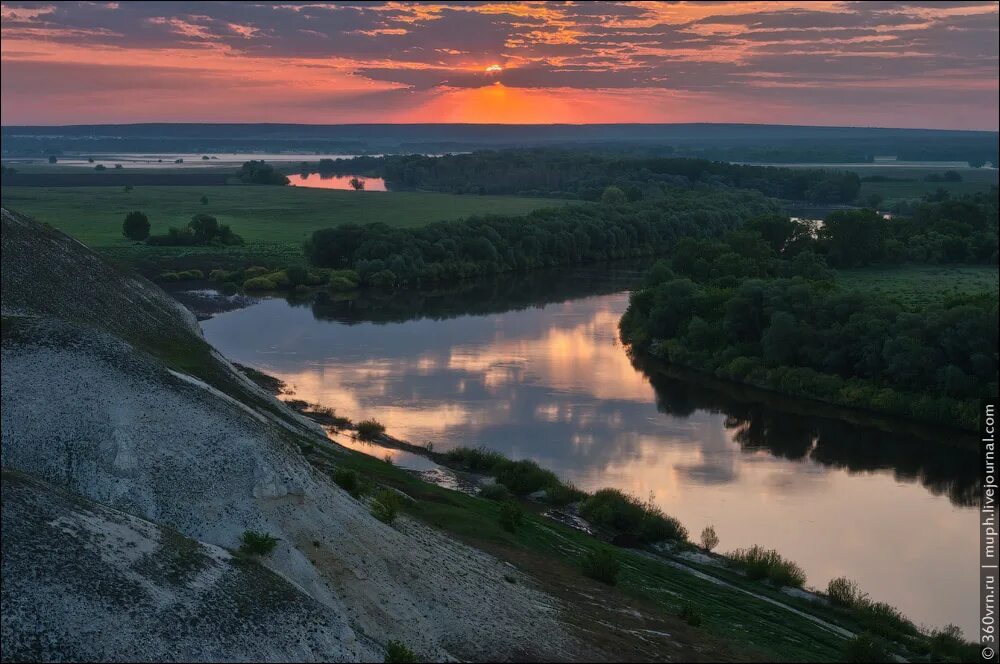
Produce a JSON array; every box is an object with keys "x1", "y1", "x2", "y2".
[
  {"x1": 324, "y1": 148, "x2": 864, "y2": 203},
  {"x1": 304, "y1": 187, "x2": 778, "y2": 286},
  {"x1": 618, "y1": 196, "x2": 998, "y2": 429}
]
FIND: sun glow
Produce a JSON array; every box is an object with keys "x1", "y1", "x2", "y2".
[{"x1": 485, "y1": 64, "x2": 503, "y2": 73}]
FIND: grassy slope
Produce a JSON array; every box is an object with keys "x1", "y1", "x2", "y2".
[
  {"x1": 320, "y1": 446, "x2": 856, "y2": 663},
  {"x1": 836, "y1": 264, "x2": 999, "y2": 308},
  {"x1": 851, "y1": 166, "x2": 997, "y2": 204},
  {"x1": 1, "y1": 185, "x2": 565, "y2": 272}
]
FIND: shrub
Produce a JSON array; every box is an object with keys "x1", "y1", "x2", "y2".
[
  {"x1": 237, "y1": 160, "x2": 289, "y2": 185},
  {"x1": 827, "y1": 576, "x2": 866, "y2": 607},
  {"x1": 727, "y1": 545, "x2": 806, "y2": 587},
  {"x1": 285, "y1": 265, "x2": 309, "y2": 286},
  {"x1": 844, "y1": 633, "x2": 891, "y2": 663},
  {"x1": 366, "y1": 269, "x2": 397, "y2": 289},
  {"x1": 478, "y1": 483, "x2": 512, "y2": 501},
  {"x1": 855, "y1": 600, "x2": 916, "y2": 638},
  {"x1": 498, "y1": 500, "x2": 524, "y2": 532},
  {"x1": 384, "y1": 640, "x2": 418, "y2": 664},
  {"x1": 146, "y1": 213, "x2": 243, "y2": 246},
  {"x1": 580, "y1": 488, "x2": 687, "y2": 544},
  {"x1": 444, "y1": 447, "x2": 506, "y2": 473},
  {"x1": 679, "y1": 602, "x2": 703, "y2": 627},
  {"x1": 261, "y1": 271, "x2": 291, "y2": 288},
  {"x1": 179, "y1": 269, "x2": 203, "y2": 280},
  {"x1": 700, "y1": 525, "x2": 719, "y2": 551},
  {"x1": 122, "y1": 210, "x2": 150, "y2": 240},
  {"x1": 581, "y1": 548, "x2": 621, "y2": 585},
  {"x1": 493, "y1": 459, "x2": 560, "y2": 496},
  {"x1": 333, "y1": 468, "x2": 363, "y2": 497},
  {"x1": 219, "y1": 282, "x2": 239, "y2": 295},
  {"x1": 929, "y1": 624, "x2": 977, "y2": 662},
  {"x1": 545, "y1": 482, "x2": 585, "y2": 506},
  {"x1": 209, "y1": 269, "x2": 231, "y2": 282},
  {"x1": 239, "y1": 530, "x2": 278, "y2": 556},
  {"x1": 370, "y1": 488, "x2": 401, "y2": 524},
  {"x1": 243, "y1": 277, "x2": 277, "y2": 291},
  {"x1": 244, "y1": 266, "x2": 270, "y2": 278},
  {"x1": 159, "y1": 272, "x2": 181, "y2": 282},
  {"x1": 329, "y1": 276, "x2": 358, "y2": 292},
  {"x1": 356, "y1": 418, "x2": 386, "y2": 441}
]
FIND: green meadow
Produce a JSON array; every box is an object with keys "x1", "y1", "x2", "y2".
[
  {"x1": 836, "y1": 264, "x2": 999, "y2": 308},
  {"x1": 1, "y1": 185, "x2": 565, "y2": 272}
]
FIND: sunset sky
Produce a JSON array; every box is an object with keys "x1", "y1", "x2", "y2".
[{"x1": 2, "y1": 1, "x2": 998, "y2": 128}]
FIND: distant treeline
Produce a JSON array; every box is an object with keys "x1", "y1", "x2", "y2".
[
  {"x1": 305, "y1": 187, "x2": 777, "y2": 286},
  {"x1": 619, "y1": 201, "x2": 998, "y2": 429},
  {"x1": 327, "y1": 149, "x2": 864, "y2": 203},
  {"x1": 0, "y1": 172, "x2": 228, "y2": 187},
  {"x1": 4, "y1": 122, "x2": 996, "y2": 165}
]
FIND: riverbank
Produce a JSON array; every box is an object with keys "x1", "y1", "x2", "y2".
[{"x1": 244, "y1": 371, "x2": 979, "y2": 662}]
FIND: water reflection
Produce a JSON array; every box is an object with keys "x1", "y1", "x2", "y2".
[
  {"x1": 288, "y1": 172, "x2": 387, "y2": 191},
  {"x1": 201, "y1": 267, "x2": 979, "y2": 635}
]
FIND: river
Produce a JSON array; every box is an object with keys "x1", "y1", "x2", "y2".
[{"x1": 200, "y1": 264, "x2": 979, "y2": 636}]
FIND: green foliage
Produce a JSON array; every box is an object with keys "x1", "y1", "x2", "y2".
[
  {"x1": 700, "y1": 525, "x2": 719, "y2": 552},
  {"x1": 384, "y1": 640, "x2": 418, "y2": 664},
  {"x1": 239, "y1": 530, "x2": 278, "y2": 557},
  {"x1": 601, "y1": 185, "x2": 626, "y2": 204},
  {"x1": 621, "y1": 234, "x2": 998, "y2": 429},
  {"x1": 478, "y1": 482, "x2": 512, "y2": 501},
  {"x1": 370, "y1": 487, "x2": 401, "y2": 524},
  {"x1": 146, "y1": 213, "x2": 243, "y2": 247},
  {"x1": 726, "y1": 545, "x2": 806, "y2": 588},
  {"x1": 303, "y1": 187, "x2": 778, "y2": 285},
  {"x1": 237, "y1": 160, "x2": 290, "y2": 185},
  {"x1": 497, "y1": 500, "x2": 524, "y2": 532},
  {"x1": 581, "y1": 547, "x2": 621, "y2": 585},
  {"x1": 371, "y1": 149, "x2": 862, "y2": 204},
  {"x1": 580, "y1": 488, "x2": 688, "y2": 545},
  {"x1": 242, "y1": 276, "x2": 276, "y2": 291},
  {"x1": 679, "y1": 602, "x2": 703, "y2": 627},
  {"x1": 327, "y1": 269, "x2": 360, "y2": 292},
  {"x1": 928, "y1": 624, "x2": 978, "y2": 662},
  {"x1": 122, "y1": 210, "x2": 150, "y2": 240},
  {"x1": 158, "y1": 269, "x2": 203, "y2": 282},
  {"x1": 844, "y1": 633, "x2": 891, "y2": 663},
  {"x1": 332, "y1": 467, "x2": 364, "y2": 498},
  {"x1": 356, "y1": 418, "x2": 386, "y2": 441},
  {"x1": 544, "y1": 481, "x2": 585, "y2": 506},
  {"x1": 827, "y1": 576, "x2": 866, "y2": 607}
]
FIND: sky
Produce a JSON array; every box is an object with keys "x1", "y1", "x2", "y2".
[{"x1": 1, "y1": 1, "x2": 998, "y2": 129}]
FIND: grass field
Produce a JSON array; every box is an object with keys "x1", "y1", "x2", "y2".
[
  {"x1": 836, "y1": 264, "x2": 999, "y2": 308},
  {"x1": 851, "y1": 166, "x2": 997, "y2": 205},
  {"x1": 1, "y1": 185, "x2": 565, "y2": 272}
]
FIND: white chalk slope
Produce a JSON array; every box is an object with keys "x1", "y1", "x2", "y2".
[{"x1": 0, "y1": 208, "x2": 578, "y2": 662}]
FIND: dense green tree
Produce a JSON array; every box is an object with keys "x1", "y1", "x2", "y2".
[{"x1": 122, "y1": 210, "x2": 150, "y2": 241}]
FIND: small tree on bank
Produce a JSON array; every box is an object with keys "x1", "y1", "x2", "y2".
[
  {"x1": 700, "y1": 525, "x2": 719, "y2": 552},
  {"x1": 122, "y1": 210, "x2": 150, "y2": 241}
]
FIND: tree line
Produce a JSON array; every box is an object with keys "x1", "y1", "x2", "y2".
[
  {"x1": 304, "y1": 187, "x2": 778, "y2": 287},
  {"x1": 322, "y1": 148, "x2": 863, "y2": 204},
  {"x1": 618, "y1": 217, "x2": 997, "y2": 429}
]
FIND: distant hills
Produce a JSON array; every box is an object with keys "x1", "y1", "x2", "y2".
[{"x1": 3, "y1": 122, "x2": 997, "y2": 165}]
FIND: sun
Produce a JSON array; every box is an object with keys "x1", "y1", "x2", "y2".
[{"x1": 485, "y1": 64, "x2": 503, "y2": 74}]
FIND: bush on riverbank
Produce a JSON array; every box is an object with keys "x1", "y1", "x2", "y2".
[
  {"x1": 158, "y1": 269, "x2": 203, "y2": 282},
  {"x1": 498, "y1": 501, "x2": 524, "y2": 532},
  {"x1": 356, "y1": 419, "x2": 386, "y2": 441},
  {"x1": 443, "y1": 447, "x2": 585, "y2": 500},
  {"x1": 581, "y1": 547, "x2": 621, "y2": 585},
  {"x1": 370, "y1": 487, "x2": 400, "y2": 524},
  {"x1": 580, "y1": 488, "x2": 688, "y2": 545},
  {"x1": 726, "y1": 545, "x2": 806, "y2": 588}
]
